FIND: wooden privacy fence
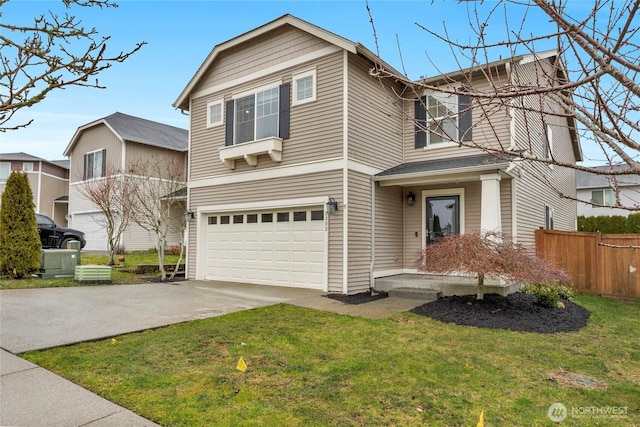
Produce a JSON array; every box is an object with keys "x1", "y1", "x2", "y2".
[{"x1": 535, "y1": 229, "x2": 640, "y2": 299}]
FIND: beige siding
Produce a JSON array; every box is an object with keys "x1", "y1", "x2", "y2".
[
  {"x1": 348, "y1": 54, "x2": 404, "y2": 169},
  {"x1": 374, "y1": 185, "x2": 403, "y2": 271},
  {"x1": 512, "y1": 59, "x2": 578, "y2": 247},
  {"x1": 195, "y1": 26, "x2": 333, "y2": 92},
  {"x1": 189, "y1": 52, "x2": 344, "y2": 181},
  {"x1": 347, "y1": 171, "x2": 373, "y2": 293},
  {"x1": 39, "y1": 174, "x2": 69, "y2": 219},
  {"x1": 187, "y1": 170, "x2": 344, "y2": 292},
  {"x1": 68, "y1": 125, "x2": 122, "y2": 183},
  {"x1": 124, "y1": 142, "x2": 187, "y2": 180},
  {"x1": 402, "y1": 70, "x2": 512, "y2": 163}
]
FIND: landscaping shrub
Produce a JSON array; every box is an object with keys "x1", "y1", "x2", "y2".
[
  {"x1": 0, "y1": 172, "x2": 42, "y2": 278},
  {"x1": 521, "y1": 281, "x2": 574, "y2": 308},
  {"x1": 417, "y1": 231, "x2": 571, "y2": 299},
  {"x1": 578, "y1": 214, "x2": 640, "y2": 234}
]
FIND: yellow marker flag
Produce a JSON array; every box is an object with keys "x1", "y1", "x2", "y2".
[
  {"x1": 236, "y1": 357, "x2": 247, "y2": 372},
  {"x1": 476, "y1": 410, "x2": 484, "y2": 427}
]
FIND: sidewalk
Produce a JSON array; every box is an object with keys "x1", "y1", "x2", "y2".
[{"x1": 1, "y1": 349, "x2": 160, "y2": 426}]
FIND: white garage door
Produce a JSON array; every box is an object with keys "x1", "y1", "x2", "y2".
[
  {"x1": 72, "y1": 212, "x2": 108, "y2": 251},
  {"x1": 204, "y1": 207, "x2": 326, "y2": 289}
]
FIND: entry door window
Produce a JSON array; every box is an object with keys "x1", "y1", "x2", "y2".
[{"x1": 426, "y1": 195, "x2": 460, "y2": 244}]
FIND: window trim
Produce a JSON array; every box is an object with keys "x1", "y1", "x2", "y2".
[
  {"x1": 292, "y1": 69, "x2": 317, "y2": 106},
  {"x1": 425, "y1": 92, "x2": 459, "y2": 146},
  {"x1": 206, "y1": 99, "x2": 224, "y2": 128},
  {"x1": 231, "y1": 81, "x2": 282, "y2": 145},
  {"x1": 83, "y1": 148, "x2": 106, "y2": 180},
  {"x1": 591, "y1": 189, "x2": 615, "y2": 207},
  {"x1": 544, "y1": 124, "x2": 553, "y2": 167},
  {"x1": 545, "y1": 205, "x2": 554, "y2": 230}
]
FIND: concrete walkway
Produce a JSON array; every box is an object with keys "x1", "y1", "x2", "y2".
[{"x1": 1, "y1": 281, "x2": 427, "y2": 426}]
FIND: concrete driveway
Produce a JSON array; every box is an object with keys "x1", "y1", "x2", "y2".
[
  {"x1": 0, "y1": 281, "x2": 324, "y2": 427},
  {"x1": 0, "y1": 280, "x2": 323, "y2": 354}
]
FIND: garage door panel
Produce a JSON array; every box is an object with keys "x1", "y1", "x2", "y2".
[{"x1": 205, "y1": 206, "x2": 326, "y2": 289}]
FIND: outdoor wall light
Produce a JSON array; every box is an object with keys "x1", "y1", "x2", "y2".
[
  {"x1": 407, "y1": 192, "x2": 416, "y2": 206},
  {"x1": 184, "y1": 210, "x2": 195, "y2": 222},
  {"x1": 326, "y1": 197, "x2": 338, "y2": 215}
]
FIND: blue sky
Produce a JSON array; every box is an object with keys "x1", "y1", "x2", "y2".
[{"x1": 3, "y1": 0, "x2": 571, "y2": 161}]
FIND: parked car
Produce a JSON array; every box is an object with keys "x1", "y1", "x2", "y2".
[{"x1": 36, "y1": 214, "x2": 86, "y2": 249}]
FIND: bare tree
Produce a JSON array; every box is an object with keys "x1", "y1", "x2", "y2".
[
  {"x1": 78, "y1": 166, "x2": 131, "y2": 265},
  {"x1": 370, "y1": 0, "x2": 640, "y2": 210},
  {"x1": 0, "y1": 0, "x2": 145, "y2": 131},
  {"x1": 127, "y1": 154, "x2": 186, "y2": 281}
]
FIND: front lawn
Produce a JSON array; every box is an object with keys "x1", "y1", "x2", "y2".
[
  {"x1": 0, "y1": 251, "x2": 180, "y2": 290},
  {"x1": 22, "y1": 293, "x2": 640, "y2": 426}
]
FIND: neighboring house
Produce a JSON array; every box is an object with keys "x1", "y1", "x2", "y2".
[
  {"x1": 576, "y1": 165, "x2": 640, "y2": 217},
  {"x1": 0, "y1": 152, "x2": 70, "y2": 225},
  {"x1": 64, "y1": 112, "x2": 188, "y2": 251},
  {"x1": 173, "y1": 14, "x2": 581, "y2": 293}
]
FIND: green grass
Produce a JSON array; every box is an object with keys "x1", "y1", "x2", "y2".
[
  {"x1": 0, "y1": 251, "x2": 180, "y2": 290},
  {"x1": 22, "y1": 293, "x2": 640, "y2": 426}
]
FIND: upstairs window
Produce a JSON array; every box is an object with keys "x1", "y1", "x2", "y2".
[
  {"x1": 415, "y1": 90, "x2": 472, "y2": 148},
  {"x1": 545, "y1": 205, "x2": 554, "y2": 230},
  {"x1": 225, "y1": 83, "x2": 290, "y2": 146},
  {"x1": 206, "y1": 99, "x2": 223, "y2": 128},
  {"x1": 544, "y1": 124, "x2": 553, "y2": 163},
  {"x1": 591, "y1": 189, "x2": 615, "y2": 206},
  {"x1": 22, "y1": 162, "x2": 34, "y2": 172},
  {"x1": 292, "y1": 69, "x2": 316, "y2": 105},
  {"x1": 83, "y1": 149, "x2": 106, "y2": 180}
]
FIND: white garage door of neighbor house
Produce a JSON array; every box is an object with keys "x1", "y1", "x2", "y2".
[
  {"x1": 205, "y1": 207, "x2": 326, "y2": 289},
  {"x1": 72, "y1": 213, "x2": 108, "y2": 251}
]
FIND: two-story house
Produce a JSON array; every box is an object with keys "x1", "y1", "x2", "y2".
[
  {"x1": 576, "y1": 165, "x2": 640, "y2": 217},
  {"x1": 64, "y1": 112, "x2": 188, "y2": 251},
  {"x1": 0, "y1": 152, "x2": 70, "y2": 225},
  {"x1": 174, "y1": 14, "x2": 581, "y2": 294}
]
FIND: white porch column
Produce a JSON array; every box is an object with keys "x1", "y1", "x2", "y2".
[{"x1": 480, "y1": 173, "x2": 502, "y2": 233}]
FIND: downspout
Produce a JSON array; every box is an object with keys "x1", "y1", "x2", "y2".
[
  {"x1": 342, "y1": 49, "x2": 349, "y2": 295},
  {"x1": 370, "y1": 178, "x2": 375, "y2": 290},
  {"x1": 36, "y1": 161, "x2": 42, "y2": 213}
]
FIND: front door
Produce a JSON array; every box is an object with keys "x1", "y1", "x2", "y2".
[{"x1": 426, "y1": 195, "x2": 460, "y2": 244}]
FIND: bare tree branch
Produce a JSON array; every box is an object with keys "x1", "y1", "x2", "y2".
[{"x1": 0, "y1": 0, "x2": 145, "y2": 131}]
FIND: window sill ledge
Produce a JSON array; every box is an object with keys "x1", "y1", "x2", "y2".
[{"x1": 219, "y1": 137, "x2": 283, "y2": 170}]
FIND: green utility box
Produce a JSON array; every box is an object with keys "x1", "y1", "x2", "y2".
[
  {"x1": 39, "y1": 249, "x2": 77, "y2": 278},
  {"x1": 74, "y1": 265, "x2": 112, "y2": 284},
  {"x1": 66, "y1": 240, "x2": 82, "y2": 266}
]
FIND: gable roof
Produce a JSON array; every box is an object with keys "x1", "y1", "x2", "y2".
[
  {"x1": 0, "y1": 152, "x2": 70, "y2": 170},
  {"x1": 416, "y1": 50, "x2": 582, "y2": 163},
  {"x1": 576, "y1": 165, "x2": 640, "y2": 189},
  {"x1": 64, "y1": 112, "x2": 188, "y2": 156},
  {"x1": 173, "y1": 14, "x2": 402, "y2": 111}
]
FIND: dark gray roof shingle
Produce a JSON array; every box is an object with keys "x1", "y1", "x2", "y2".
[
  {"x1": 103, "y1": 112, "x2": 188, "y2": 151},
  {"x1": 376, "y1": 154, "x2": 511, "y2": 177},
  {"x1": 576, "y1": 165, "x2": 640, "y2": 189}
]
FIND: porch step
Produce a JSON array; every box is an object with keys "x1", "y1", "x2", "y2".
[{"x1": 388, "y1": 287, "x2": 442, "y2": 301}]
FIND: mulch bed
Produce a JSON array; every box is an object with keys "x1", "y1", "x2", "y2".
[
  {"x1": 410, "y1": 292, "x2": 591, "y2": 333},
  {"x1": 325, "y1": 291, "x2": 389, "y2": 305}
]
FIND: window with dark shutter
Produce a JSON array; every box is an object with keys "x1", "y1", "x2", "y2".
[
  {"x1": 458, "y1": 92, "x2": 472, "y2": 142},
  {"x1": 279, "y1": 82, "x2": 290, "y2": 139},
  {"x1": 414, "y1": 96, "x2": 427, "y2": 148},
  {"x1": 225, "y1": 100, "x2": 234, "y2": 146}
]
